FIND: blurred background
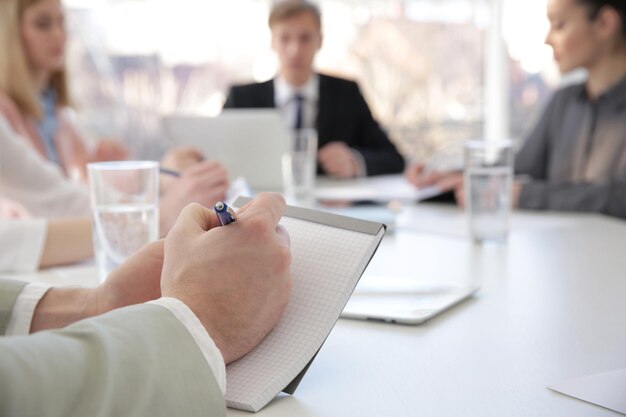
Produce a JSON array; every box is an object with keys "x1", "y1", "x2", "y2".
[{"x1": 64, "y1": 0, "x2": 565, "y2": 162}]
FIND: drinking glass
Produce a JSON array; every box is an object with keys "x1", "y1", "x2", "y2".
[
  {"x1": 464, "y1": 140, "x2": 514, "y2": 244},
  {"x1": 88, "y1": 161, "x2": 159, "y2": 282},
  {"x1": 283, "y1": 128, "x2": 318, "y2": 206}
]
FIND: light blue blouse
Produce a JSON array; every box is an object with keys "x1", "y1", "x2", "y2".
[{"x1": 36, "y1": 88, "x2": 60, "y2": 165}]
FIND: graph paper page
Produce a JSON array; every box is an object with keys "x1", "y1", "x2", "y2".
[{"x1": 225, "y1": 214, "x2": 384, "y2": 412}]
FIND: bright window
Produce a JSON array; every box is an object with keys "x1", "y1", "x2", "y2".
[{"x1": 65, "y1": 0, "x2": 561, "y2": 161}]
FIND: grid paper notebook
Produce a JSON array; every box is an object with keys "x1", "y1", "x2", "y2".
[{"x1": 227, "y1": 197, "x2": 386, "y2": 412}]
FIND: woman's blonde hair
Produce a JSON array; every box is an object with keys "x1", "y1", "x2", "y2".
[{"x1": 0, "y1": 0, "x2": 70, "y2": 119}]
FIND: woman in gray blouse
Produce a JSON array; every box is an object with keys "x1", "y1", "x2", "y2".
[{"x1": 407, "y1": 0, "x2": 626, "y2": 219}]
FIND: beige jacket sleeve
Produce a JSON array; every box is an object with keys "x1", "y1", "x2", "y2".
[
  {"x1": 0, "y1": 219, "x2": 47, "y2": 272},
  {"x1": 0, "y1": 297, "x2": 226, "y2": 417}
]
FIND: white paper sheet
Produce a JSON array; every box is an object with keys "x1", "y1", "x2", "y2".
[
  {"x1": 314, "y1": 174, "x2": 442, "y2": 203},
  {"x1": 550, "y1": 368, "x2": 626, "y2": 415}
]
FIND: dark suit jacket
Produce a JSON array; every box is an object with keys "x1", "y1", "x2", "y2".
[{"x1": 224, "y1": 74, "x2": 405, "y2": 176}]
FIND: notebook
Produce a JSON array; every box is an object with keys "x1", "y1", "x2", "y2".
[
  {"x1": 227, "y1": 197, "x2": 386, "y2": 412},
  {"x1": 163, "y1": 110, "x2": 289, "y2": 191}
]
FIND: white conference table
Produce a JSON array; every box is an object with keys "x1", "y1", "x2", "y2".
[
  {"x1": 3, "y1": 204, "x2": 625, "y2": 416},
  {"x1": 241, "y1": 204, "x2": 626, "y2": 417}
]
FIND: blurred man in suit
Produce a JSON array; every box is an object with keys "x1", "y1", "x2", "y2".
[
  {"x1": 224, "y1": 0, "x2": 405, "y2": 178},
  {"x1": 0, "y1": 193, "x2": 292, "y2": 417}
]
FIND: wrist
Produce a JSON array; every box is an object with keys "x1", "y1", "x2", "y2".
[
  {"x1": 30, "y1": 287, "x2": 98, "y2": 333},
  {"x1": 162, "y1": 291, "x2": 233, "y2": 363}
]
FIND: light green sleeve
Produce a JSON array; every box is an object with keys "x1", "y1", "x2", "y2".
[
  {"x1": 0, "y1": 303, "x2": 226, "y2": 417},
  {"x1": 0, "y1": 279, "x2": 28, "y2": 335}
]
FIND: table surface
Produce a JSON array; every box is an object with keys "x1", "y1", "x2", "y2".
[{"x1": 4, "y1": 203, "x2": 625, "y2": 417}]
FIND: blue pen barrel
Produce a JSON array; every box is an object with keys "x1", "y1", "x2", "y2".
[{"x1": 214, "y1": 201, "x2": 237, "y2": 226}]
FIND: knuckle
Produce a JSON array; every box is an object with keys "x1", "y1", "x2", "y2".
[
  {"x1": 246, "y1": 214, "x2": 270, "y2": 236},
  {"x1": 182, "y1": 202, "x2": 203, "y2": 215}
]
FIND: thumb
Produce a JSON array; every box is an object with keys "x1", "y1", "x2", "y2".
[{"x1": 172, "y1": 203, "x2": 220, "y2": 235}]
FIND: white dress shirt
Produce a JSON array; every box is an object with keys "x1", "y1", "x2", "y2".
[
  {"x1": 274, "y1": 74, "x2": 319, "y2": 131},
  {"x1": 6, "y1": 285, "x2": 227, "y2": 394},
  {"x1": 0, "y1": 116, "x2": 90, "y2": 219},
  {"x1": 0, "y1": 219, "x2": 47, "y2": 272}
]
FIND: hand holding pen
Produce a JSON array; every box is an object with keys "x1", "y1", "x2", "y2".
[{"x1": 161, "y1": 193, "x2": 292, "y2": 364}]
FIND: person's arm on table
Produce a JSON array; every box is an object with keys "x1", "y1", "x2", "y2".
[
  {"x1": 318, "y1": 83, "x2": 404, "y2": 178},
  {"x1": 39, "y1": 218, "x2": 93, "y2": 268},
  {"x1": 0, "y1": 193, "x2": 292, "y2": 417},
  {"x1": 0, "y1": 218, "x2": 92, "y2": 272},
  {"x1": 517, "y1": 178, "x2": 626, "y2": 219},
  {"x1": 344, "y1": 82, "x2": 405, "y2": 176}
]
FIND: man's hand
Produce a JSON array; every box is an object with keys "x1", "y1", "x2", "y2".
[
  {"x1": 159, "y1": 161, "x2": 229, "y2": 235},
  {"x1": 30, "y1": 240, "x2": 164, "y2": 333},
  {"x1": 318, "y1": 142, "x2": 359, "y2": 178},
  {"x1": 161, "y1": 193, "x2": 292, "y2": 364}
]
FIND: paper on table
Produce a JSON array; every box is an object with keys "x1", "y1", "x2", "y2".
[
  {"x1": 314, "y1": 174, "x2": 441, "y2": 203},
  {"x1": 550, "y1": 368, "x2": 626, "y2": 415}
]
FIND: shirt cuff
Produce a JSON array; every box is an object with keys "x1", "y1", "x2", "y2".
[
  {"x1": 351, "y1": 149, "x2": 367, "y2": 177},
  {"x1": 5, "y1": 283, "x2": 52, "y2": 336},
  {"x1": 148, "y1": 297, "x2": 226, "y2": 394},
  {"x1": 0, "y1": 218, "x2": 47, "y2": 272}
]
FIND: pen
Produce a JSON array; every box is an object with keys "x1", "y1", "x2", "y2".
[
  {"x1": 159, "y1": 167, "x2": 181, "y2": 177},
  {"x1": 214, "y1": 201, "x2": 237, "y2": 226}
]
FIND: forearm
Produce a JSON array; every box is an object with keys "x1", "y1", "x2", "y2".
[
  {"x1": 39, "y1": 218, "x2": 93, "y2": 268},
  {"x1": 358, "y1": 147, "x2": 406, "y2": 176},
  {"x1": 518, "y1": 180, "x2": 626, "y2": 218},
  {"x1": 29, "y1": 287, "x2": 96, "y2": 333}
]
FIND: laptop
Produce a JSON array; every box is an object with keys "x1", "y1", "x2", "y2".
[
  {"x1": 163, "y1": 109, "x2": 290, "y2": 191},
  {"x1": 341, "y1": 275, "x2": 478, "y2": 325}
]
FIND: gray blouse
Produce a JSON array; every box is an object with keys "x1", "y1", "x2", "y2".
[{"x1": 515, "y1": 76, "x2": 626, "y2": 219}]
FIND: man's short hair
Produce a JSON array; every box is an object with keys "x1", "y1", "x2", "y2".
[{"x1": 269, "y1": 0, "x2": 321, "y2": 29}]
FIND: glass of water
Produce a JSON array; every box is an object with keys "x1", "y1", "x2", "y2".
[
  {"x1": 464, "y1": 140, "x2": 514, "y2": 244},
  {"x1": 283, "y1": 128, "x2": 318, "y2": 206},
  {"x1": 88, "y1": 161, "x2": 159, "y2": 282}
]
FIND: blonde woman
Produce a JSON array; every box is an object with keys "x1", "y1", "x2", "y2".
[
  {"x1": 0, "y1": 0, "x2": 229, "y2": 231},
  {"x1": 0, "y1": 0, "x2": 129, "y2": 182},
  {"x1": 0, "y1": 0, "x2": 229, "y2": 201}
]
